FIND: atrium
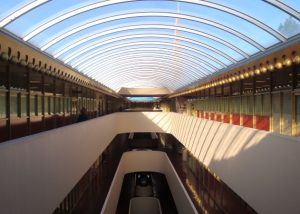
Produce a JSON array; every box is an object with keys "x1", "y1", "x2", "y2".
[{"x1": 0, "y1": 1, "x2": 300, "y2": 214}]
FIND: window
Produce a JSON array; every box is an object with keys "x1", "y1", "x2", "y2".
[
  {"x1": 45, "y1": 96, "x2": 49, "y2": 115},
  {"x1": 0, "y1": 92, "x2": 6, "y2": 118},
  {"x1": 230, "y1": 97, "x2": 240, "y2": 114},
  {"x1": 65, "y1": 97, "x2": 71, "y2": 113},
  {"x1": 78, "y1": 97, "x2": 82, "y2": 112},
  {"x1": 223, "y1": 97, "x2": 229, "y2": 113},
  {"x1": 10, "y1": 93, "x2": 18, "y2": 117},
  {"x1": 60, "y1": 97, "x2": 64, "y2": 113},
  {"x1": 37, "y1": 95, "x2": 42, "y2": 115},
  {"x1": 241, "y1": 96, "x2": 253, "y2": 115},
  {"x1": 255, "y1": 95, "x2": 262, "y2": 115},
  {"x1": 50, "y1": 96, "x2": 54, "y2": 114},
  {"x1": 20, "y1": 94, "x2": 28, "y2": 117},
  {"x1": 30, "y1": 95, "x2": 37, "y2": 116},
  {"x1": 262, "y1": 94, "x2": 271, "y2": 116},
  {"x1": 55, "y1": 97, "x2": 61, "y2": 114}
]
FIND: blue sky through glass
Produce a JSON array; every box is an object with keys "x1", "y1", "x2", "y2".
[{"x1": 1, "y1": 0, "x2": 300, "y2": 92}]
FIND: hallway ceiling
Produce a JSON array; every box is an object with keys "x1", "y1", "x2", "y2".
[{"x1": 0, "y1": 0, "x2": 300, "y2": 93}]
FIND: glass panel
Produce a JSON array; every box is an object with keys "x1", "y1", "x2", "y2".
[
  {"x1": 282, "y1": 92, "x2": 291, "y2": 136},
  {"x1": 64, "y1": 97, "x2": 68, "y2": 113},
  {"x1": 72, "y1": 98, "x2": 77, "y2": 114},
  {"x1": 30, "y1": 95, "x2": 36, "y2": 116},
  {"x1": 0, "y1": 61, "x2": 7, "y2": 88},
  {"x1": 262, "y1": 94, "x2": 271, "y2": 116},
  {"x1": 272, "y1": 93, "x2": 281, "y2": 133},
  {"x1": 10, "y1": 93, "x2": 18, "y2": 117},
  {"x1": 68, "y1": 97, "x2": 72, "y2": 113},
  {"x1": 223, "y1": 97, "x2": 229, "y2": 113},
  {"x1": 61, "y1": 97, "x2": 64, "y2": 113},
  {"x1": 99, "y1": 99, "x2": 102, "y2": 115},
  {"x1": 255, "y1": 95, "x2": 262, "y2": 116},
  {"x1": 20, "y1": 94, "x2": 27, "y2": 117},
  {"x1": 49, "y1": 96, "x2": 54, "y2": 114},
  {"x1": 78, "y1": 97, "x2": 82, "y2": 111},
  {"x1": 0, "y1": 0, "x2": 29, "y2": 20},
  {"x1": 45, "y1": 96, "x2": 49, "y2": 115},
  {"x1": 281, "y1": 0, "x2": 300, "y2": 12},
  {"x1": 230, "y1": 97, "x2": 240, "y2": 114},
  {"x1": 179, "y1": 2, "x2": 278, "y2": 46},
  {"x1": 210, "y1": 0, "x2": 300, "y2": 38},
  {"x1": 0, "y1": 92, "x2": 6, "y2": 118},
  {"x1": 1, "y1": 0, "x2": 299, "y2": 93},
  {"x1": 65, "y1": 97, "x2": 71, "y2": 113},
  {"x1": 55, "y1": 97, "x2": 60, "y2": 114},
  {"x1": 241, "y1": 96, "x2": 253, "y2": 115},
  {"x1": 37, "y1": 95, "x2": 42, "y2": 115}
]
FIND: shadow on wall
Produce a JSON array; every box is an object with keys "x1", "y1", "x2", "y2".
[
  {"x1": 1, "y1": 112, "x2": 299, "y2": 214},
  {"x1": 139, "y1": 112, "x2": 300, "y2": 214}
]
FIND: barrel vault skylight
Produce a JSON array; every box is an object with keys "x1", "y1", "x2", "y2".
[{"x1": 0, "y1": 0, "x2": 300, "y2": 92}]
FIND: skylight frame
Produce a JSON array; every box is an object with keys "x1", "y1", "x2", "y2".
[
  {"x1": 36, "y1": 12, "x2": 265, "y2": 52},
  {"x1": 19, "y1": 0, "x2": 286, "y2": 42},
  {"x1": 77, "y1": 47, "x2": 218, "y2": 72},
  {"x1": 84, "y1": 58, "x2": 209, "y2": 82},
  {"x1": 70, "y1": 40, "x2": 227, "y2": 69},
  {"x1": 62, "y1": 33, "x2": 236, "y2": 64}
]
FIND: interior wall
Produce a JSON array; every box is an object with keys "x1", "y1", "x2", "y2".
[
  {"x1": 101, "y1": 151, "x2": 197, "y2": 214},
  {"x1": 0, "y1": 112, "x2": 299, "y2": 214},
  {"x1": 109, "y1": 112, "x2": 300, "y2": 214},
  {"x1": 0, "y1": 115, "x2": 116, "y2": 214}
]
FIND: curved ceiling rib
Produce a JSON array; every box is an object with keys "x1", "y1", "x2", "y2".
[
  {"x1": 92, "y1": 62, "x2": 201, "y2": 79},
  {"x1": 84, "y1": 56, "x2": 208, "y2": 78},
  {"x1": 62, "y1": 34, "x2": 236, "y2": 64},
  {"x1": 53, "y1": 24, "x2": 248, "y2": 59},
  {"x1": 86, "y1": 60, "x2": 204, "y2": 81},
  {"x1": 97, "y1": 70, "x2": 192, "y2": 90},
  {"x1": 77, "y1": 47, "x2": 218, "y2": 72},
  {"x1": 37, "y1": 12, "x2": 265, "y2": 51},
  {"x1": 70, "y1": 41, "x2": 227, "y2": 68},
  {"x1": 106, "y1": 78, "x2": 178, "y2": 91},
  {"x1": 81, "y1": 52, "x2": 214, "y2": 75},
  {"x1": 1, "y1": 0, "x2": 299, "y2": 93},
  {"x1": 263, "y1": 0, "x2": 300, "y2": 20},
  {"x1": 20, "y1": 0, "x2": 285, "y2": 42},
  {"x1": 0, "y1": 0, "x2": 49, "y2": 27},
  {"x1": 101, "y1": 69, "x2": 193, "y2": 84},
  {"x1": 98, "y1": 68, "x2": 193, "y2": 86}
]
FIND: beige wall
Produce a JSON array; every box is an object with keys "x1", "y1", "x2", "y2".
[
  {"x1": 0, "y1": 115, "x2": 116, "y2": 214},
  {"x1": 0, "y1": 112, "x2": 299, "y2": 213}
]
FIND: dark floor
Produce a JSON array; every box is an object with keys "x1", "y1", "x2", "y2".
[
  {"x1": 116, "y1": 172, "x2": 178, "y2": 214},
  {"x1": 53, "y1": 133, "x2": 256, "y2": 214}
]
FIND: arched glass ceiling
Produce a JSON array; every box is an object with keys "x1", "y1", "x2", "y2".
[{"x1": 1, "y1": 0, "x2": 300, "y2": 92}]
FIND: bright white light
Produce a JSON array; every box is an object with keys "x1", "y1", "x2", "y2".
[{"x1": 0, "y1": 0, "x2": 49, "y2": 27}]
